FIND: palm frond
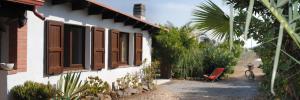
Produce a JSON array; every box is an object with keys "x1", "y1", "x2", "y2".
[{"x1": 193, "y1": 0, "x2": 229, "y2": 40}]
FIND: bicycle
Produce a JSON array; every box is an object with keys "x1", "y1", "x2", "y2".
[{"x1": 245, "y1": 63, "x2": 255, "y2": 80}]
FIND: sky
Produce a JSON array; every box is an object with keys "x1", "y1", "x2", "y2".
[
  {"x1": 96, "y1": 0, "x2": 258, "y2": 48},
  {"x1": 96, "y1": 0, "x2": 229, "y2": 27}
]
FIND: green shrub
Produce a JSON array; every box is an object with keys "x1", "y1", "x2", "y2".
[
  {"x1": 174, "y1": 48, "x2": 204, "y2": 78},
  {"x1": 153, "y1": 24, "x2": 198, "y2": 78},
  {"x1": 10, "y1": 81, "x2": 56, "y2": 100},
  {"x1": 171, "y1": 42, "x2": 242, "y2": 79},
  {"x1": 218, "y1": 41, "x2": 243, "y2": 58},
  {"x1": 202, "y1": 45, "x2": 238, "y2": 75}
]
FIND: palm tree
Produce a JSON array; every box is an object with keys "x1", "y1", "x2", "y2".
[
  {"x1": 193, "y1": 0, "x2": 231, "y2": 40},
  {"x1": 193, "y1": 0, "x2": 263, "y2": 43}
]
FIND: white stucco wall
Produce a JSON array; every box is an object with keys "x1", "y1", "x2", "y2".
[{"x1": 1, "y1": 2, "x2": 152, "y2": 99}]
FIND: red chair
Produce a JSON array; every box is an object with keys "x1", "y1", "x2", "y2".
[{"x1": 203, "y1": 68, "x2": 225, "y2": 81}]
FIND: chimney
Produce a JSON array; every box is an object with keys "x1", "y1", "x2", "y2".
[{"x1": 133, "y1": 4, "x2": 145, "y2": 20}]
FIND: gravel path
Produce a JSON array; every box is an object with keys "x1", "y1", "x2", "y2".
[{"x1": 124, "y1": 51, "x2": 266, "y2": 100}]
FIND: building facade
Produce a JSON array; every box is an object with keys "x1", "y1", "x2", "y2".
[{"x1": 0, "y1": 0, "x2": 159, "y2": 99}]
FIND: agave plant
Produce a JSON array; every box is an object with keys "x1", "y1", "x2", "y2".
[{"x1": 55, "y1": 72, "x2": 87, "y2": 100}]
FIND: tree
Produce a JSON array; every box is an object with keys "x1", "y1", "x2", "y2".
[
  {"x1": 225, "y1": 0, "x2": 300, "y2": 98},
  {"x1": 152, "y1": 23, "x2": 198, "y2": 78}
]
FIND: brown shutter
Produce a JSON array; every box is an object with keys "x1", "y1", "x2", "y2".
[
  {"x1": 46, "y1": 20, "x2": 64, "y2": 75},
  {"x1": 9, "y1": 21, "x2": 18, "y2": 64},
  {"x1": 92, "y1": 27, "x2": 105, "y2": 70},
  {"x1": 134, "y1": 33, "x2": 143, "y2": 65},
  {"x1": 110, "y1": 29, "x2": 120, "y2": 68}
]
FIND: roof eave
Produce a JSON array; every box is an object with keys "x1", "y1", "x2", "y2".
[
  {"x1": 6, "y1": 0, "x2": 44, "y2": 6},
  {"x1": 85, "y1": 0, "x2": 160, "y2": 32}
]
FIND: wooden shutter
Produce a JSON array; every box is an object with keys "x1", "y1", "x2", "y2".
[
  {"x1": 134, "y1": 33, "x2": 143, "y2": 65},
  {"x1": 46, "y1": 20, "x2": 64, "y2": 75},
  {"x1": 92, "y1": 27, "x2": 105, "y2": 70},
  {"x1": 110, "y1": 29, "x2": 120, "y2": 68},
  {"x1": 9, "y1": 21, "x2": 18, "y2": 64}
]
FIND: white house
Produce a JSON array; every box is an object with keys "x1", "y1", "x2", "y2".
[{"x1": 0, "y1": 0, "x2": 159, "y2": 99}]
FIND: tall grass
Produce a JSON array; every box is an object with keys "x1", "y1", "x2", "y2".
[{"x1": 175, "y1": 48, "x2": 203, "y2": 79}]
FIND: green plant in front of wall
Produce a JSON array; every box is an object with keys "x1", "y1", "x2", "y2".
[
  {"x1": 55, "y1": 72, "x2": 87, "y2": 100},
  {"x1": 82, "y1": 76, "x2": 111, "y2": 97},
  {"x1": 116, "y1": 74, "x2": 130, "y2": 90},
  {"x1": 130, "y1": 73, "x2": 141, "y2": 89},
  {"x1": 116, "y1": 73, "x2": 142, "y2": 90},
  {"x1": 141, "y1": 60, "x2": 159, "y2": 89},
  {"x1": 10, "y1": 81, "x2": 56, "y2": 100}
]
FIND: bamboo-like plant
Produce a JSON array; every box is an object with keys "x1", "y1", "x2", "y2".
[
  {"x1": 176, "y1": 48, "x2": 203, "y2": 78},
  {"x1": 260, "y1": 0, "x2": 300, "y2": 96},
  {"x1": 261, "y1": 0, "x2": 300, "y2": 48},
  {"x1": 224, "y1": 0, "x2": 300, "y2": 98},
  {"x1": 229, "y1": 4, "x2": 234, "y2": 51},
  {"x1": 240, "y1": 0, "x2": 300, "y2": 96},
  {"x1": 55, "y1": 72, "x2": 87, "y2": 100}
]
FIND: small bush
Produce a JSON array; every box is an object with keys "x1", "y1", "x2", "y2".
[
  {"x1": 10, "y1": 81, "x2": 56, "y2": 100},
  {"x1": 202, "y1": 46, "x2": 238, "y2": 75},
  {"x1": 142, "y1": 60, "x2": 159, "y2": 84},
  {"x1": 116, "y1": 73, "x2": 141, "y2": 90},
  {"x1": 83, "y1": 76, "x2": 111, "y2": 97}
]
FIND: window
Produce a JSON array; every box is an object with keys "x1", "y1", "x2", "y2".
[
  {"x1": 109, "y1": 30, "x2": 131, "y2": 68},
  {"x1": 64, "y1": 24, "x2": 85, "y2": 69},
  {"x1": 109, "y1": 30, "x2": 143, "y2": 68},
  {"x1": 45, "y1": 20, "x2": 86, "y2": 75},
  {"x1": 119, "y1": 32, "x2": 129, "y2": 65}
]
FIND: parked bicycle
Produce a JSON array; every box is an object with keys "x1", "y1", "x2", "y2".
[{"x1": 245, "y1": 63, "x2": 255, "y2": 80}]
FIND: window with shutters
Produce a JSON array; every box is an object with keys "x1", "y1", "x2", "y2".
[
  {"x1": 63, "y1": 24, "x2": 85, "y2": 70},
  {"x1": 110, "y1": 31, "x2": 143, "y2": 68},
  {"x1": 119, "y1": 32, "x2": 129, "y2": 65},
  {"x1": 109, "y1": 30, "x2": 131, "y2": 68},
  {"x1": 46, "y1": 20, "x2": 86, "y2": 75}
]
